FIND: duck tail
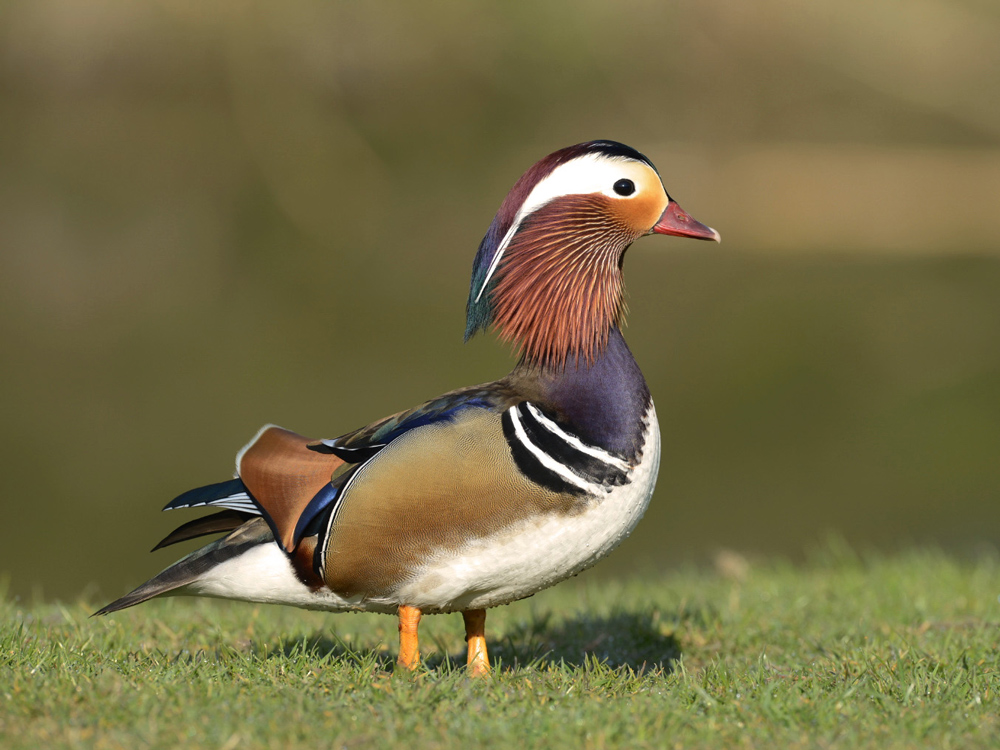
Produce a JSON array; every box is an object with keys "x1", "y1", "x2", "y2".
[{"x1": 93, "y1": 517, "x2": 274, "y2": 616}]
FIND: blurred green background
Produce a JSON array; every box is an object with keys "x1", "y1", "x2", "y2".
[{"x1": 2, "y1": 1, "x2": 999, "y2": 602}]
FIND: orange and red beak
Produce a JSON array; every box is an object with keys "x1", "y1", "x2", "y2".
[{"x1": 652, "y1": 201, "x2": 720, "y2": 242}]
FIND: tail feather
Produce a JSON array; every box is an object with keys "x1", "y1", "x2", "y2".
[
  {"x1": 94, "y1": 518, "x2": 274, "y2": 616},
  {"x1": 151, "y1": 509, "x2": 253, "y2": 551},
  {"x1": 163, "y1": 478, "x2": 260, "y2": 515}
]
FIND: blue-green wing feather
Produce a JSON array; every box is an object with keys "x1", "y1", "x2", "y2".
[{"x1": 318, "y1": 385, "x2": 509, "y2": 452}]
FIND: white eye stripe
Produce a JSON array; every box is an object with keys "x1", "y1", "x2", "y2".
[{"x1": 474, "y1": 154, "x2": 652, "y2": 303}]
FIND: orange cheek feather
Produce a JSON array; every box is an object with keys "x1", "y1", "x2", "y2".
[{"x1": 608, "y1": 186, "x2": 669, "y2": 235}]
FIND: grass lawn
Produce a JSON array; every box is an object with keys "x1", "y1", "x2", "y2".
[{"x1": 3, "y1": 547, "x2": 998, "y2": 749}]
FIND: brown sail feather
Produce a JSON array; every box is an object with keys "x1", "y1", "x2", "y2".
[{"x1": 237, "y1": 426, "x2": 346, "y2": 553}]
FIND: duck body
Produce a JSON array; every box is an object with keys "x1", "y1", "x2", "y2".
[
  {"x1": 104, "y1": 329, "x2": 659, "y2": 616},
  {"x1": 97, "y1": 140, "x2": 718, "y2": 673}
]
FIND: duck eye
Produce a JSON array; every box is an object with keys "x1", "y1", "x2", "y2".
[{"x1": 613, "y1": 179, "x2": 635, "y2": 196}]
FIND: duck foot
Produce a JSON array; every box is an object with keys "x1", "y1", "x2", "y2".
[
  {"x1": 397, "y1": 604, "x2": 422, "y2": 670},
  {"x1": 463, "y1": 609, "x2": 490, "y2": 677}
]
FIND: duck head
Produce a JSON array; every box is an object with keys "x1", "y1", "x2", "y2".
[{"x1": 465, "y1": 140, "x2": 719, "y2": 370}]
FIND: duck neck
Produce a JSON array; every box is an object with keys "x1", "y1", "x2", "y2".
[
  {"x1": 511, "y1": 327, "x2": 651, "y2": 457},
  {"x1": 489, "y1": 195, "x2": 630, "y2": 369}
]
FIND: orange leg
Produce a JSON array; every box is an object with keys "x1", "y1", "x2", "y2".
[
  {"x1": 397, "y1": 605, "x2": 422, "y2": 670},
  {"x1": 463, "y1": 609, "x2": 490, "y2": 677}
]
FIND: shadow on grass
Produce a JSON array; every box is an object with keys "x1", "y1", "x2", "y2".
[
  {"x1": 266, "y1": 609, "x2": 681, "y2": 674},
  {"x1": 487, "y1": 609, "x2": 681, "y2": 673}
]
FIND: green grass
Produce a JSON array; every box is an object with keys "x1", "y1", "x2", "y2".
[{"x1": 3, "y1": 547, "x2": 999, "y2": 749}]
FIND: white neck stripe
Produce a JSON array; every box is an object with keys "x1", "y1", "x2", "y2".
[
  {"x1": 524, "y1": 403, "x2": 631, "y2": 472},
  {"x1": 508, "y1": 406, "x2": 604, "y2": 494}
]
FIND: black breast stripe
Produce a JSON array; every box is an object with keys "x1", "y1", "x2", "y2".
[
  {"x1": 501, "y1": 410, "x2": 588, "y2": 496},
  {"x1": 515, "y1": 403, "x2": 629, "y2": 486}
]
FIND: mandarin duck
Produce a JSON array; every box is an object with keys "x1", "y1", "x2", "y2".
[{"x1": 97, "y1": 140, "x2": 719, "y2": 675}]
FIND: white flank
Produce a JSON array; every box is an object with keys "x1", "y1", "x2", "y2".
[{"x1": 183, "y1": 542, "x2": 382, "y2": 612}]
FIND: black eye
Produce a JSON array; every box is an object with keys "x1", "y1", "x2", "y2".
[{"x1": 613, "y1": 178, "x2": 635, "y2": 196}]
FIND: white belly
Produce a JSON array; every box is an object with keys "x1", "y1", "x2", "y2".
[
  {"x1": 184, "y1": 543, "x2": 369, "y2": 611},
  {"x1": 396, "y1": 403, "x2": 661, "y2": 612}
]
